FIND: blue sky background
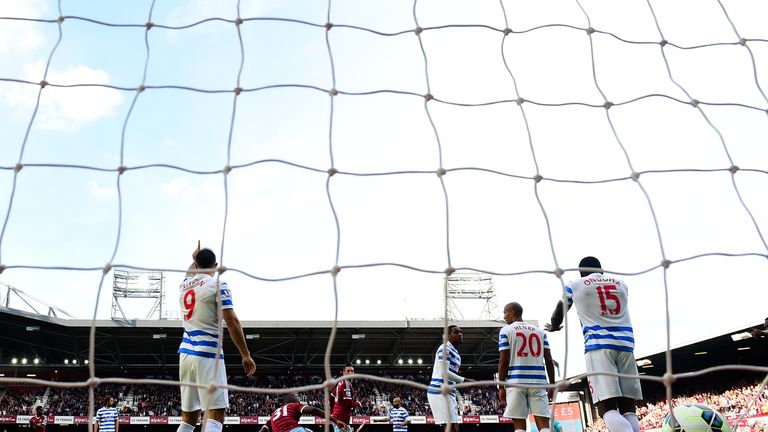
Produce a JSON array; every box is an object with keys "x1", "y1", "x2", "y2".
[{"x1": 1, "y1": 0, "x2": 767, "y2": 376}]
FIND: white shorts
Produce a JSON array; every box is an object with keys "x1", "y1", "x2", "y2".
[
  {"x1": 427, "y1": 393, "x2": 459, "y2": 424},
  {"x1": 179, "y1": 353, "x2": 229, "y2": 411},
  {"x1": 585, "y1": 349, "x2": 643, "y2": 403},
  {"x1": 504, "y1": 387, "x2": 550, "y2": 419}
]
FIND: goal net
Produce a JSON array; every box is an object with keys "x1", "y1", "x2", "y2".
[{"x1": 1, "y1": 0, "x2": 767, "y2": 431}]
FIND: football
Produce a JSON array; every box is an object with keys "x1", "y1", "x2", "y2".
[{"x1": 661, "y1": 404, "x2": 732, "y2": 432}]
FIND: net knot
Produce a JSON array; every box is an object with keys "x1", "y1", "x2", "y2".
[
  {"x1": 739, "y1": 38, "x2": 747, "y2": 46},
  {"x1": 533, "y1": 174, "x2": 543, "y2": 183},
  {"x1": 208, "y1": 383, "x2": 218, "y2": 394},
  {"x1": 729, "y1": 165, "x2": 739, "y2": 174},
  {"x1": 235, "y1": 18, "x2": 244, "y2": 27},
  {"x1": 57, "y1": 16, "x2": 65, "y2": 24},
  {"x1": 586, "y1": 27, "x2": 595, "y2": 35},
  {"x1": 103, "y1": 263, "x2": 112, "y2": 274},
  {"x1": 331, "y1": 266, "x2": 341, "y2": 277},
  {"x1": 690, "y1": 99, "x2": 700, "y2": 107},
  {"x1": 515, "y1": 97, "x2": 525, "y2": 106},
  {"x1": 660, "y1": 39, "x2": 668, "y2": 47},
  {"x1": 603, "y1": 101, "x2": 613, "y2": 109},
  {"x1": 503, "y1": 28, "x2": 512, "y2": 36},
  {"x1": 329, "y1": 88, "x2": 338, "y2": 96},
  {"x1": 661, "y1": 259, "x2": 671, "y2": 269},
  {"x1": 223, "y1": 165, "x2": 232, "y2": 175},
  {"x1": 662, "y1": 372, "x2": 676, "y2": 386},
  {"x1": 40, "y1": 80, "x2": 49, "y2": 89},
  {"x1": 137, "y1": 84, "x2": 145, "y2": 93},
  {"x1": 145, "y1": 21, "x2": 154, "y2": 30},
  {"x1": 424, "y1": 93, "x2": 433, "y2": 102},
  {"x1": 436, "y1": 168, "x2": 446, "y2": 177},
  {"x1": 444, "y1": 266, "x2": 456, "y2": 276},
  {"x1": 14, "y1": 163, "x2": 23, "y2": 173},
  {"x1": 554, "y1": 267, "x2": 564, "y2": 278},
  {"x1": 327, "y1": 167, "x2": 338, "y2": 177},
  {"x1": 217, "y1": 265, "x2": 228, "y2": 275},
  {"x1": 0, "y1": 264, "x2": 5, "y2": 274},
  {"x1": 117, "y1": 165, "x2": 127, "y2": 174},
  {"x1": 325, "y1": 22, "x2": 333, "y2": 30},
  {"x1": 234, "y1": 87, "x2": 243, "y2": 95},
  {"x1": 414, "y1": 27, "x2": 423, "y2": 35},
  {"x1": 631, "y1": 171, "x2": 640, "y2": 181},
  {"x1": 87, "y1": 377, "x2": 101, "y2": 388}
]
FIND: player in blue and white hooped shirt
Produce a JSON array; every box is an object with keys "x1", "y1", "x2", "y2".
[
  {"x1": 546, "y1": 257, "x2": 642, "y2": 432},
  {"x1": 498, "y1": 302, "x2": 555, "y2": 432},
  {"x1": 176, "y1": 242, "x2": 256, "y2": 432},
  {"x1": 427, "y1": 325, "x2": 471, "y2": 431},
  {"x1": 95, "y1": 397, "x2": 118, "y2": 432},
  {"x1": 388, "y1": 397, "x2": 411, "y2": 432}
]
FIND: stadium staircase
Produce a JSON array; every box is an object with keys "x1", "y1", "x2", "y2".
[
  {"x1": 39, "y1": 387, "x2": 51, "y2": 407},
  {"x1": 121, "y1": 389, "x2": 135, "y2": 410},
  {"x1": 373, "y1": 387, "x2": 391, "y2": 413}
]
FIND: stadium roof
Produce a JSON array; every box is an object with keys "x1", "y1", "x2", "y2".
[{"x1": 0, "y1": 307, "x2": 505, "y2": 377}]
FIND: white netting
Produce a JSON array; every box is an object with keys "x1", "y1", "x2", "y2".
[{"x1": 1, "y1": 0, "x2": 768, "y2": 431}]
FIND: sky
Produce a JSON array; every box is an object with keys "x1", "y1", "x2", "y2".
[{"x1": 0, "y1": 0, "x2": 767, "y2": 377}]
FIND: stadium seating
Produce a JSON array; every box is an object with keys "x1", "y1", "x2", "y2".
[{"x1": 2, "y1": 377, "x2": 766, "y2": 421}]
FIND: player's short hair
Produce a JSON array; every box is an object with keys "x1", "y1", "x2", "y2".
[
  {"x1": 448, "y1": 325, "x2": 459, "y2": 333},
  {"x1": 195, "y1": 248, "x2": 217, "y2": 270},
  {"x1": 282, "y1": 393, "x2": 300, "y2": 404},
  {"x1": 505, "y1": 302, "x2": 523, "y2": 317},
  {"x1": 578, "y1": 256, "x2": 602, "y2": 277},
  {"x1": 103, "y1": 396, "x2": 112, "y2": 406}
]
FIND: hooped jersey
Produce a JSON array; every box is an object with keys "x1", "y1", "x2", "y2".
[
  {"x1": 266, "y1": 403, "x2": 305, "y2": 432},
  {"x1": 499, "y1": 321, "x2": 550, "y2": 385},
  {"x1": 428, "y1": 341, "x2": 462, "y2": 397},
  {"x1": 389, "y1": 407, "x2": 410, "y2": 432},
  {"x1": 178, "y1": 274, "x2": 234, "y2": 359},
  {"x1": 564, "y1": 273, "x2": 634, "y2": 352}
]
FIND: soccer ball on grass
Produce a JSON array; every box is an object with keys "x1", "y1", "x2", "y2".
[{"x1": 660, "y1": 404, "x2": 732, "y2": 432}]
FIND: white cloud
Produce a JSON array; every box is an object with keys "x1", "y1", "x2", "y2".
[
  {"x1": 2, "y1": 61, "x2": 124, "y2": 132},
  {"x1": 0, "y1": 0, "x2": 47, "y2": 60},
  {"x1": 161, "y1": 176, "x2": 218, "y2": 202},
  {"x1": 86, "y1": 180, "x2": 116, "y2": 198}
]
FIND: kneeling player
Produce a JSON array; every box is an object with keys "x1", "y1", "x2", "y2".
[{"x1": 260, "y1": 394, "x2": 347, "y2": 432}]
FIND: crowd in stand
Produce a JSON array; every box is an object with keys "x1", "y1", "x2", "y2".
[
  {"x1": 585, "y1": 381, "x2": 768, "y2": 432},
  {"x1": 3, "y1": 376, "x2": 767, "y2": 432},
  {"x1": 0, "y1": 387, "x2": 46, "y2": 415}
]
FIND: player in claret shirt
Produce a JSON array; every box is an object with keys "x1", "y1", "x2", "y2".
[
  {"x1": 259, "y1": 394, "x2": 347, "y2": 432},
  {"x1": 330, "y1": 364, "x2": 361, "y2": 432},
  {"x1": 29, "y1": 406, "x2": 46, "y2": 432}
]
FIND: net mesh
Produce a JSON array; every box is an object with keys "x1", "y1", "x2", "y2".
[{"x1": 1, "y1": 0, "x2": 767, "y2": 431}]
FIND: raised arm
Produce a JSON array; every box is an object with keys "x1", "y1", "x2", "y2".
[
  {"x1": 545, "y1": 300, "x2": 571, "y2": 332},
  {"x1": 185, "y1": 241, "x2": 201, "y2": 277}
]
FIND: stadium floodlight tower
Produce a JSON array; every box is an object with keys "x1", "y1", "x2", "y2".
[
  {"x1": 111, "y1": 269, "x2": 166, "y2": 321},
  {"x1": 446, "y1": 272, "x2": 499, "y2": 320}
]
